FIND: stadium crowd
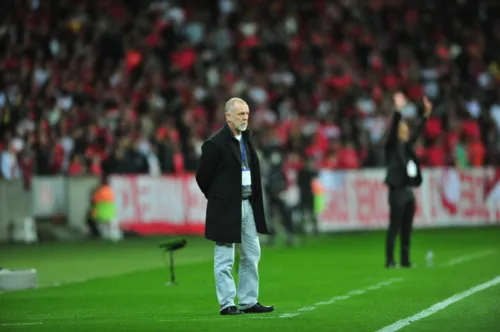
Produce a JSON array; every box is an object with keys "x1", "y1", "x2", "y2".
[{"x1": 1, "y1": 0, "x2": 500, "y2": 183}]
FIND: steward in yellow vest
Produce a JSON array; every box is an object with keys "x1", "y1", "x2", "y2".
[
  {"x1": 91, "y1": 178, "x2": 122, "y2": 241},
  {"x1": 92, "y1": 182, "x2": 116, "y2": 223}
]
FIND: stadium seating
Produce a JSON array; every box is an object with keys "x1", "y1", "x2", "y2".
[{"x1": 0, "y1": 0, "x2": 499, "y2": 181}]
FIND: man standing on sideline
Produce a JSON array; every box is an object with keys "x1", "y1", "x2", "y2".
[
  {"x1": 297, "y1": 156, "x2": 319, "y2": 237},
  {"x1": 266, "y1": 150, "x2": 294, "y2": 246},
  {"x1": 384, "y1": 92, "x2": 432, "y2": 268},
  {"x1": 195, "y1": 97, "x2": 275, "y2": 315}
]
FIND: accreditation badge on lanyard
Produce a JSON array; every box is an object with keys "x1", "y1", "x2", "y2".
[
  {"x1": 241, "y1": 138, "x2": 252, "y2": 186},
  {"x1": 406, "y1": 160, "x2": 417, "y2": 178}
]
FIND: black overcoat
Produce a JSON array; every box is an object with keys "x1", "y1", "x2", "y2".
[{"x1": 195, "y1": 123, "x2": 270, "y2": 243}]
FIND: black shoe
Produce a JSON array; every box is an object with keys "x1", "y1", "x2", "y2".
[
  {"x1": 220, "y1": 306, "x2": 243, "y2": 315},
  {"x1": 241, "y1": 302, "x2": 275, "y2": 314},
  {"x1": 401, "y1": 263, "x2": 416, "y2": 268}
]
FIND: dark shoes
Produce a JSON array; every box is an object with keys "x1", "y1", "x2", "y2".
[
  {"x1": 241, "y1": 302, "x2": 275, "y2": 314},
  {"x1": 385, "y1": 262, "x2": 416, "y2": 269},
  {"x1": 220, "y1": 303, "x2": 275, "y2": 315},
  {"x1": 220, "y1": 306, "x2": 243, "y2": 315}
]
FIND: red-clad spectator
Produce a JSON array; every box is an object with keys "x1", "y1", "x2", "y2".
[
  {"x1": 382, "y1": 70, "x2": 399, "y2": 90},
  {"x1": 284, "y1": 153, "x2": 303, "y2": 171},
  {"x1": 414, "y1": 140, "x2": 428, "y2": 166},
  {"x1": 337, "y1": 142, "x2": 360, "y2": 169},
  {"x1": 446, "y1": 131, "x2": 460, "y2": 154},
  {"x1": 407, "y1": 84, "x2": 423, "y2": 100},
  {"x1": 427, "y1": 140, "x2": 447, "y2": 166},
  {"x1": 68, "y1": 155, "x2": 86, "y2": 176},
  {"x1": 462, "y1": 120, "x2": 481, "y2": 139},
  {"x1": 89, "y1": 155, "x2": 103, "y2": 177},
  {"x1": 170, "y1": 44, "x2": 196, "y2": 72},
  {"x1": 173, "y1": 143, "x2": 185, "y2": 174},
  {"x1": 321, "y1": 153, "x2": 340, "y2": 169},
  {"x1": 305, "y1": 131, "x2": 328, "y2": 160},
  {"x1": 468, "y1": 137, "x2": 486, "y2": 167},
  {"x1": 126, "y1": 50, "x2": 142, "y2": 72},
  {"x1": 425, "y1": 117, "x2": 442, "y2": 140}
]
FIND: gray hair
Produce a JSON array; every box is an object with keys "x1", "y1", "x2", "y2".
[{"x1": 225, "y1": 97, "x2": 246, "y2": 114}]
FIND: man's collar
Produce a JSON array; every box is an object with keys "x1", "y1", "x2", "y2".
[{"x1": 224, "y1": 121, "x2": 234, "y2": 139}]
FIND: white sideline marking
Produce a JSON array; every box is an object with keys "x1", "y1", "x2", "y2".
[
  {"x1": 443, "y1": 250, "x2": 497, "y2": 267},
  {"x1": 1, "y1": 322, "x2": 43, "y2": 326},
  {"x1": 159, "y1": 317, "x2": 234, "y2": 322},
  {"x1": 158, "y1": 316, "x2": 276, "y2": 322},
  {"x1": 375, "y1": 276, "x2": 500, "y2": 332},
  {"x1": 298, "y1": 306, "x2": 316, "y2": 312},
  {"x1": 277, "y1": 278, "x2": 403, "y2": 319},
  {"x1": 44, "y1": 277, "x2": 90, "y2": 288},
  {"x1": 160, "y1": 278, "x2": 405, "y2": 322},
  {"x1": 315, "y1": 295, "x2": 350, "y2": 305},
  {"x1": 278, "y1": 313, "x2": 300, "y2": 318}
]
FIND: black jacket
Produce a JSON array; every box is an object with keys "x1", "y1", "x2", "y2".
[
  {"x1": 195, "y1": 122, "x2": 269, "y2": 243},
  {"x1": 297, "y1": 167, "x2": 318, "y2": 204},
  {"x1": 266, "y1": 165, "x2": 288, "y2": 202},
  {"x1": 384, "y1": 112, "x2": 426, "y2": 189}
]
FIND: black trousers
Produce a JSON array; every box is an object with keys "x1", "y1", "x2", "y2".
[
  {"x1": 268, "y1": 197, "x2": 294, "y2": 237},
  {"x1": 299, "y1": 199, "x2": 318, "y2": 235},
  {"x1": 386, "y1": 187, "x2": 416, "y2": 266}
]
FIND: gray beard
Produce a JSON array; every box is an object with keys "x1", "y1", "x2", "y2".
[{"x1": 236, "y1": 124, "x2": 247, "y2": 132}]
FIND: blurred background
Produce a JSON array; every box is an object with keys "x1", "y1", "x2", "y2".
[{"x1": 1, "y1": 0, "x2": 500, "y2": 244}]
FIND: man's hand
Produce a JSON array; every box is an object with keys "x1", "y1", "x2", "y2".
[
  {"x1": 393, "y1": 92, "x2": 407, "y2": 112},
  {"x1": 423, "y1": 96, "x2": 433, "y2": 118}
]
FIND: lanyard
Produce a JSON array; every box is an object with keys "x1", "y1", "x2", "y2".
[{"x1": 240, "y1": 137, "x2": 246, "y2": 162}]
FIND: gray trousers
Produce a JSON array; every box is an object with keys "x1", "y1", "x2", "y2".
[{"x1": 214, "y1": 200, "x2": 261, "y2": 311}]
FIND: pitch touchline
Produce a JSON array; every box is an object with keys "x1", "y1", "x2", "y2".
[
  {"x1": 0, "y1": 323, "x2": 43, "y2": 326},
  {"x1": 157, "y1": 278, "x2": 405, "y2": 323},
  {"x1": 442, "y1": 249, "x2": 497, "y2": 267},
  {"x1": 375, "y1": 276, "x2": 500, "y2": 332},
  {"x1": 4, "y1": 279, "x2": 403, "y2": 325},
  {"x1": 273, "y1": 278, "x2": 403, "y2": 319}
]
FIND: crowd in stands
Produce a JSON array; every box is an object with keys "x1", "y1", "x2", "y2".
[{"x1": 1, "y1": 0, "x2": 500, "y2": 183}]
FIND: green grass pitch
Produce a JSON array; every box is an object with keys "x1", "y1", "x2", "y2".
[{"x1": 1, "y1": 226, "x2": 499, "y2": 332}]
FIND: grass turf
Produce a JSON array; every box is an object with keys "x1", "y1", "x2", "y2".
[{"x1": 0, "y1": 226, "x2": 499, "y2": 332}]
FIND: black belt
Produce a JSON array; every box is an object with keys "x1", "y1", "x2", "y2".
[{"x1": 242, "y1": 196, "x2": 252, "y2": 201}]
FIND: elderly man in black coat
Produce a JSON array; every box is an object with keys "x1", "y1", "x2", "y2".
[{"x1": 196, "y1": 97, "x2": 274, "y2": 316}]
